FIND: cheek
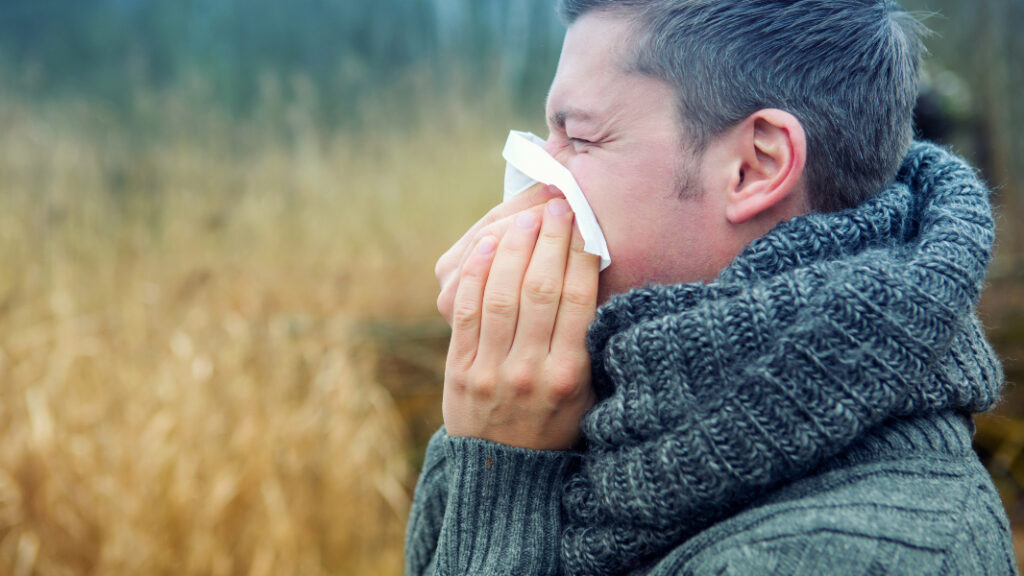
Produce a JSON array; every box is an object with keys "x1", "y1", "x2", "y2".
[
  {"x1": 575, "y1": 177, "x2": 658, "y2": 286},
  {"x1": 570, "y1": 156, "x2": 656, "y2": 249},
  {"x1": 571, "y1": 154, "x2": 671, "y2": 229},
  {"x1": 569, "y1": 151, "x2": 694, "y2": 286}
]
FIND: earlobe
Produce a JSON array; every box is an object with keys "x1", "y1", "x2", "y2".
[{"x1": 725, "y1": 109, "x2": 806, "y2": 225}]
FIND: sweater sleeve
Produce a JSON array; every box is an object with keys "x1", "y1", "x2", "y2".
[
  {"x1": 405, "y1": 427, "x2": 580, "y2": 576},
  {"x1": 405, "y1": 427, "x2": 450, "y2": 576}
]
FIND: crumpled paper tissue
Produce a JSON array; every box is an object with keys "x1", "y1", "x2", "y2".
[{"x1": 501, "y1": 130, "x2": 611, "y2": 270}]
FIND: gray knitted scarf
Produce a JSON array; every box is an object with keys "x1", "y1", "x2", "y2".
[{"x1": 562, "y1": 142, "x2": 1004, "y2": 575}]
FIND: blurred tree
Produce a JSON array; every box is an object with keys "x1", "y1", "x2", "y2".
[
  {"x1": 904, "y1": 0, "x2": 1024, "y2": 272},
  {"x1": 0, "y1": 0, "x2": 564, "y2": 122}
]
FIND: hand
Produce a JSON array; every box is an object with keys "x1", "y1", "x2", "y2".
[
  {"x1": 436, "y1": 184, "x2": 562, "y2": 325},
  {"x1": 442, "y1": 198, "x2": 600, "y2": 451}
]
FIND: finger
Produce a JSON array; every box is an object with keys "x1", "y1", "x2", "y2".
[
  {"x1": 437, "y1": 186, "x2": 562, "y2": 325},
  {"x1": 447, "y1": 185, "x2": 560, "y2": 286},
  {"x1": 436, "y1": 184, "x2": 558, "y2": 289},
  {"x1": 510, "y1": 198, "x2": 574, "y2": 359},
  {"x1": 476, "y1": 206, "x2": 544, "y2": 363},
  {"x1": 438, "y1": 215, "x2": 515, "y2": 325},
  {"x1": 462, "y1": 183, "x2": 558, "y2": 251},
  {"x1": 550, "y1": 224, "x2": 600, "y2": 359},
  {"x1": 447, "y1": 235, "x2": 499, "y2": 371}
]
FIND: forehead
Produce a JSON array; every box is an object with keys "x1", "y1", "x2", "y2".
[{"x1": 546, "y1": 12, "x2": 638, "y2": 116}]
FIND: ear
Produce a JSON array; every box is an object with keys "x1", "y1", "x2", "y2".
[{"x1": 723, "y1": 109, "x2": 806, "y2": 225}]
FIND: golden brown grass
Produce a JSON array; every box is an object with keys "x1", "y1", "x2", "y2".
[{"x1": 0, "y1": 86, "x2": 527, "y2": 575}]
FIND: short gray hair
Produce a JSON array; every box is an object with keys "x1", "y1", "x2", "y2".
[{"x1": 557, "y1": 0, "x2": 926, "y2": 213}]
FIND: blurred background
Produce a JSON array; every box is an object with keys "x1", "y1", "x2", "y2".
[{"x1": 0, "y1": 0, "x2": 1019, "y2": 574}]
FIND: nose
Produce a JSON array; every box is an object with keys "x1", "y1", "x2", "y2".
[
  {"x1": 543, "y1": 137, "x2": 572, "y2": 167},
  {"x1": 542, "y1": 135, "x2": 560, "y2": 158}
]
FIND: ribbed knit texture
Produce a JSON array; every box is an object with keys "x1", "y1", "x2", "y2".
[
  {"x1": 562, "y1": 142, "x2": 1006, "y2": 575},
  {"x1": 406, "y1": 428, "x2": 580, "y2": 576},
  {"x1": 405, "y1": 142, "x2": 1016, "y2": 576}
]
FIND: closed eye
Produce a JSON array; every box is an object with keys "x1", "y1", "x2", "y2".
[{"x1": 569, "y1": 137, "x2": 596, "y2": 151}]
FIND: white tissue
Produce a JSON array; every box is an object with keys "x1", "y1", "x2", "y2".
[{"x1": 502, "y1": 130, "x2": 611, "y2": 270}]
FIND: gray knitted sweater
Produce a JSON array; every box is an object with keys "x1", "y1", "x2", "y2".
[{"x1": 405, "y1": 142, "x2": 1018, "y2": 575}]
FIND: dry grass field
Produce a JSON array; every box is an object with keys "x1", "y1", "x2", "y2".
[
  {"x1": 0, "y1": 84, "x2": 1021, "y2": 574},
  {"x1": 0, "y1": 87, "x2": 523, "y2": 575}
]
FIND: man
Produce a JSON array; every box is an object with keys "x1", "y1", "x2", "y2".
[{"x1": 407, "y1": 0, "x2": 1017, "y2": 574}]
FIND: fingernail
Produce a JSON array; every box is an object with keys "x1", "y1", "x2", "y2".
[
  {"x1": 547, "y1": 198, "x2": 570, "y2": 216},
  {"x1": 477, "y1": 236, "x2": 497, "y2": 255},
  {"x1": 515, "y1": 212, "x2": 537, "y2": 229}
]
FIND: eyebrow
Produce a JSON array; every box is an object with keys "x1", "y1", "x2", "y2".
[{"x1": 548, "y1": 108, "x2": 596, "y2": 131}]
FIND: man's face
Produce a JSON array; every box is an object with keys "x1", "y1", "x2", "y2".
[{"x1": 544, "y1": 11, "x2": 739, "y2": 303}]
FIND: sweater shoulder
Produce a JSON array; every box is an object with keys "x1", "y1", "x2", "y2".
[{"x1": 649, "y1": 447, "x2": 1016, "y2": 575}]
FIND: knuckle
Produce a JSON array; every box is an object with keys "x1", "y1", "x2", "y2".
[
  {"x1": 437, "y1": 283, "x2": 454, "y2": 306},
  {"x1": 522, "y1": 275, "x2": 561, "y2": 306},
  {"x1": 547, "y1": 362, "x2": 588, "y2": 401},
  {"x1": 549, "y1": 380, "x2": 579, "y2": 402},
  {"x1": 552, "y1": 366, "x2": 585, "y2": 399},
  {"x1": 468, "y1": 371, "x2": 496, "y2": 399},
  {"x1": 434, "y1": 255, "x2": 450, "y2": 281},
  {"x1": 501, "y1": 365, "x2": 537, "y2": 396},
  {"x1": 459, "y1": 257, "x2": 486, "y2": 281},
  {"x1": 445, "y1": 372, "x2": 469, "y2": 394},
  {"x1": 451, "y1": 301, "x2": 480, "y2": 331},
  {"x1": 561, "y1": 281, "x2": 596, "y2": 310},
  {"x1": 483, "y1": 291, "x2": 518, "y2": 319},
  {"x1": 437, "y1": 292, "x2": 453, "y2": 322},
  {"x1": 437, "y1": 245, "x2": 466, "y2": 278}
]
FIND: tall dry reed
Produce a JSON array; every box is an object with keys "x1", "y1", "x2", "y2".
[{"x1": 0, "y1": 86, "x2": 526, "y2": 575}]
